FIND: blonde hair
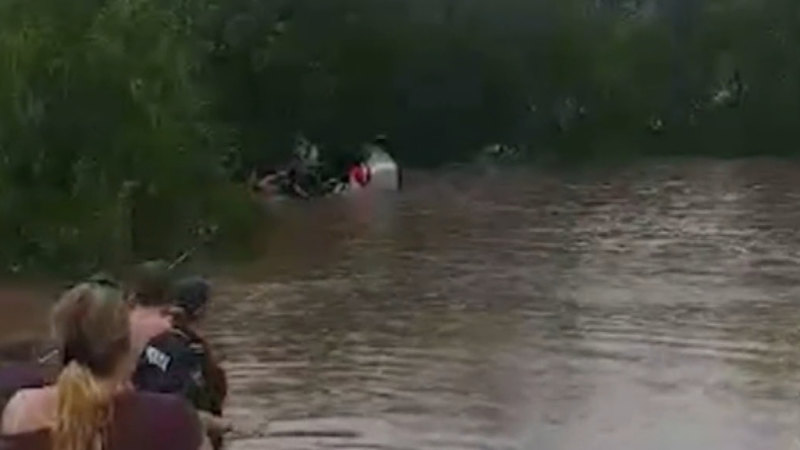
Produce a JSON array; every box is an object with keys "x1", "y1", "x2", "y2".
[{"x1": 50, "y1": 283, "x2": 130, "y2": 450}]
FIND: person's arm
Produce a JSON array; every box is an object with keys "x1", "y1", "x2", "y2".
[
  {"x1": 198, "y1": 410, "x2": 233, "y2": 435},
  {"x1": 199, "y1": 433, "x2": 213, "y2": 450},
  {"x1": 291, "y1": 181, "x2": 309, "y2": 198},
  {"x1": 0, "y1": 390, "x2": 24, "y2": 434}
]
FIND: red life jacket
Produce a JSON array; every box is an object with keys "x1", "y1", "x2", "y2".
[{"x1": 349, "y1": 164, "x2": 371, "y2": 187}]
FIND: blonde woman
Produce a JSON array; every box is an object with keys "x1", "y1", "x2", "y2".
[{"x1": 0, "y1": 282, "x2": 209, "y2": 450}]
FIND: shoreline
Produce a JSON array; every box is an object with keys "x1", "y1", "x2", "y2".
[{"x1": 0, "y1": 285, "x2": 55, "y2": 362}]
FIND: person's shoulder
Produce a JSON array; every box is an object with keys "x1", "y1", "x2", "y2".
[
  {"x1": 2, "y1": 389, "x2": 26, "y2": 430},
  {"x1": 2, "y1": 387, "x2": 53, "y2": 435},
  {"x1": 4, "y1": 387, "x2": 51, "y2": 412}
]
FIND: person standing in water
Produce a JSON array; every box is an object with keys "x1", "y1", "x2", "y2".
[
  {"x1": 133, "y1": 276, "x2": 229, "y2": 448},
  {"x1": 1, "y1": 281, "x2": 208, "y2": 450},
  {"x1": 126, "y1": 263, "x2": 230, "y2": 444}
]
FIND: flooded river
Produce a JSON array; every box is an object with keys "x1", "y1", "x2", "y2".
[{"x1": 6, "y1": 159, "x2": 800, "y2": 449}]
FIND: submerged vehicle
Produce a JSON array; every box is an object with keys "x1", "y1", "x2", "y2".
[{"x1": 254, "y1": 148, "x2": 400, "y2": 202}]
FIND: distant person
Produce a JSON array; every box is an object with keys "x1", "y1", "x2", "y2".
[
  {"x1": 347, "y1": 135, "x2": 388, "y2": 188},
  {"x1": 348, "y1": 159, "x2": 371, "y2": 188},
  {"x1": 133, "y1": 277, "x2": 230, "y2": 448},
  {"x1": 284, "y1": 155, "x2": 312, "y2": 198},
  {"x1": 729, "y1": 69, "x2": 745, "y2": 107},
  {"x1": 0, "y1": 282, "x2": 207, "y2": 450},
  {"x1": 293, "y1": 134, "x2": 320, "y2": 168},
  {"x1": 169, "y1": 277, "x2": 227, "y2": 421},
  {"x1": 251, "y1": 168, "x2": 282, "y2": 196},
  {"x1": 360, "y1": 134, "x2": 401, "y2": 191},
  {"x1": 364, "y1": 135, "x2": 387, "y2": 156}
]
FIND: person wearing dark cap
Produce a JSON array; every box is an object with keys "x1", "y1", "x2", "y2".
[
  {"x1": 132, "y1": 276, "x2": 230, "y2": 448},
  {"x1": 168, "y1": 276, "x2": 228, "y2": 421}
]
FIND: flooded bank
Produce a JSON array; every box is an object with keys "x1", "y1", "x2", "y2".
[
  {"x1": 0, "y1": 286, "x2": 54, "y2": 362},
  {"x1": 5, "y1": 159, "x2": 800, "y2": 449}
]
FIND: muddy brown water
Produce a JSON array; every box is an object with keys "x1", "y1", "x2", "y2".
[{"x1": 5, "y1": 159, "x2": 800, "y2": 449}]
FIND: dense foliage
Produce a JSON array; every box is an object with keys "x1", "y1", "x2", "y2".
[
  {"x1": 0, "y1": 0, "x2": 798, "y2": 273},
  {"x1": 209, "y1": 0, "x2": 800, "y2": 167},
  {"x1": 0, "y1": 0, "x2": 255, "y2": 274}
]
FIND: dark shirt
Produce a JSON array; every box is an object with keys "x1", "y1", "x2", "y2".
[
  {"x1": 133, "y1": 328, "x2": 226, "y2": 416},
  {"x1": 0, "y1": 391, "x2": 202, "y2": 450}
]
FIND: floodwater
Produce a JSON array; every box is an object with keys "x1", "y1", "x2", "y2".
[{"x1": 6, "y1": 159, "x2": 800, "y2": 449}]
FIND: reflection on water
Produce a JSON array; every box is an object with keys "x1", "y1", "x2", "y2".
[{"x1": 6, "y1": 159, "x2": 800, "y2": 449}]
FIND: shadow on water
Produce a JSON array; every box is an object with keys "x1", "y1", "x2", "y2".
[{"x1": 5, "y1": 159, "x2": 800, "y2": 449}]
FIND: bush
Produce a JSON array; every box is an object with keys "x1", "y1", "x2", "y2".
[{"x1": 0, "y1": 0, "x2": 249, "y2": 275}]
